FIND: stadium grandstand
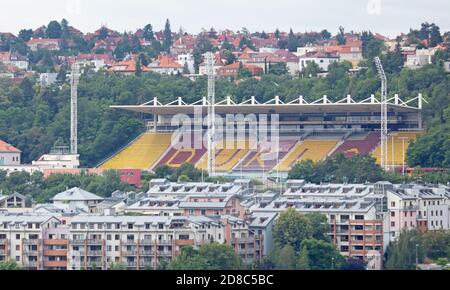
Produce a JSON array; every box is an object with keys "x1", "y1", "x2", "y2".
[{"x1": 99, "y1": 94, "x2": 425, "y2": 177}]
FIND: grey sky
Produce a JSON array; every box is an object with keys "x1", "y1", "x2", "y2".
[{"x1": 1, "y1": 0, "x2": 449, "y2": 38}]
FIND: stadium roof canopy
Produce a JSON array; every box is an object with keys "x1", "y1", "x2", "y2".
[{"x1": 111, "y1": 95, "x2": 424, "y2": 115}]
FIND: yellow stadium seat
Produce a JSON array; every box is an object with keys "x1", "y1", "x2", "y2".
[
  {"x1": 372, "y1": 132, "x2": 420, "y2": 166},
  {"x1": 274, "y1": 140, "x2": 338, "y2": 171},
  {"x1": 196, "y1": 140, "x2": 253, "y2": 172},
  {"x1": 100, "y1": 133, "x2": 172, "y2": 170}
]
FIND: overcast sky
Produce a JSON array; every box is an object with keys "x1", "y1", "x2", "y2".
[{"x1": 1, "y1": 0, "x2": 449, "y2": 37}]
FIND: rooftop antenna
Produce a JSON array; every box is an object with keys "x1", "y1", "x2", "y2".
[
  {"x1": 374, "y1": 57, "x2": 388, "y2": 171},
  {"x1": 205, "y1": 52, "x2": 216, "y2": 177},
  {"x1": 70, "y1": 62, "x2": 80, "y2": 155}
]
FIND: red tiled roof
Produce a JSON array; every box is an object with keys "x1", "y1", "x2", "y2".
[
  {"x1": 150, "y1": 55, "x2": 183, "y2": 68},
  {"x1": 0, "y1": 140, "x2": 21, "y2": 153}
]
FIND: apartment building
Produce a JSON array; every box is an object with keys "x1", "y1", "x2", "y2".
[
  {"x1": 0, "y1": 215, "x2": 69, "y2": 270},
  {"x1": 0, "y1": 212, "x2": 273, "y2": 270},
  {"x1": 386, "y1": 184, "x2": 450, "y2": 240}
]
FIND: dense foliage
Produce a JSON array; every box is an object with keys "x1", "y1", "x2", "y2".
[
  {"x1": 266, "y1": 208, "x2": 347, "y2": 270},
  {"x1": 385, "y1": 229, "x2": 450, "y2": 269},
  {"x1": 168, "y1": 243, "x2": 241, "y2": 270}
]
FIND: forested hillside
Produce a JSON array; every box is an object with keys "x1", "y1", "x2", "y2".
[{"x1": 0, "y1": 58, "x2": 449, "y2": 168}]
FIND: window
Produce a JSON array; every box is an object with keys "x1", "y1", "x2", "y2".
[
  {"x1": 390, "y1": 212, "x2": 395, "y2": 217},
  {"x1": 16, "y1": 234, "x2": 20, "y2": 240},
  {"x1": 16, "y1": 256, "x2": 20, "y2": 262},
  {"x1": 128, "y1": 223, "x2": 133, "y2": 229},
  {"x1": 16, "y1": 245, "x2": 20, "y2": 251},
  {"x1": 391, "y1": 222, "x2": 395, "y2": 227},
  {"x1": 115, "y1": 235, "x2": 120, "y2": 241},
  {"x1": 107, "y1": 235, "x2": 111, "y2": 241},
  {"x1": 391, "y1": 202, "x2": 395, "y2": 207}
]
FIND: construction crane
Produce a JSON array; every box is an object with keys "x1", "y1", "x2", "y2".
[
  {"x1": 205, "y1": 52, "x2": 216, "y2": 176},
  {"x1": 70, "y1": 62, "x2": 81, "y2": 155},
  {"x1": 374, "y1": 57, "x2": 388, "y2": 171}
]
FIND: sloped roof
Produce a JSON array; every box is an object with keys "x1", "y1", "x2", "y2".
[
  {"x1": 52, "y1": 187, "x2": 103, "y2": 202},
  {"x1": 0, "y1": 140, "x2": 21, "y2": 153}
]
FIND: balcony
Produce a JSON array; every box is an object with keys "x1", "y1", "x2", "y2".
[
  {"x1": 44, "y1": 239, "x2": 68, "y2": 246},
  {"x1": 86, "y1": 250, "x2": 102, "y2": 256},
  {"x1": 122, "y1": 250, "x2": 138, "y2": 256},
  {"x1": 139, "y1": 250, "x2": 154, "y2": 256},
  {"x1": 122, "y1": 240, "x2": 136, "y2": 245},
  {"x1": 43, "y1": 260, "x2": 68, "y2": 268},
  {"x1": 44, "y1": 250, "x2": 68, "y2": 256},
  {"x1": 23, "y1": 249, "x2": 39, "y2": 255},
  {"x1": 70, "y1": 239, "x2": 86, "y2": 245},
  {"x1": 126, "y1": 261, "x2": 138, "y2": 267},
  {"x1": 140, "y1": 239, "x2": 154, "y2": 245},
  {"x1": 175, "y1": 239, "x2": 194, "y2": 246},
  {"x1": 0, "y1": 239, "x2": 6, "y2": 245},
  {"x1": 26, "y1": 261, "x2": 39, "y2": 268},
  {"x1": 403, "y1": 205, "x2": 419, "y2": 211},
  {"x1": 86, "y1": 239, "x2": 102, "y2": 245},
  {"x1": 23, "y1": 239, "x2": 39, "y2": 245}
]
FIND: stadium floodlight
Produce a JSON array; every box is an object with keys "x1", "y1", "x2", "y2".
[
  {"x1": 374, "y1": 57, "x2": 388, "y2": 171},
  {"x1": 205, "y1": 52, "x2": 216, "y2": 176},
  {"x1": 70, "y1": 62, "x2": 81, "y2": 155}
]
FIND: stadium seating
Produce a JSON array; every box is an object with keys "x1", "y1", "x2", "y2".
[
  {"x1": 372, "y1": 132, "x2": 420, "y2": 166},
  {"x1": 234, "y1": 140, "x2": 298, "y2": 172},
  {"x1": 100, "y1": 133, "x2": 172, "y2": 170},
  {"x1": 196, "y1": 140, "x2": 253, "y2": 172},
  {"x1": 274, "y1": 140, "x2": 339, "y2": 171},
  {"x1": 154, "y1": 133, "x2": 206, "y2": 169},
  {"x1": 332, "y1": 132, "x2": 380, "y2": 157}
]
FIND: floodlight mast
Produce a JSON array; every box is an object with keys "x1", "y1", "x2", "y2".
[
  {"x1": 205, "y1": 52, "x2": 216, "y2": 176},
  {"x1": 70, "y1": 62, "x2": 81, "y2": 155},
  {"x1": 374, "y1": 57, "x2": 388, "y2": 171}
]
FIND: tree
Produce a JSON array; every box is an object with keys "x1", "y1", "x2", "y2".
[
  {"x1": 18, "y1": 29, "x2": 33, "y2": 42},
  {"x1": 336, "y1": 26, "x2": 346, "y2": 45},
  {"x1": 300, "y1": 239, "x2": 344, "y2": 270},
  {"x1": 385, "y1": 229, "x2": 424, "y2": 270},
  {"x1": 361, "y1": 31, "x2": 384, "y2": 59},
  {"x1": 341, "y1": 258, "x2": 366, "y2": 270},
  {"x1": 163, "y1": 19, "x2": 173, "y2": 52},
  {"x1": 287, "y1": 29, "x2": 299, "y2": 52},
  {"x1": 0, "y1": 260, "x2": 22, "y2": 270},
  {"x1": 168, "y1": 246, "x2": 208, "y2": 270},
  {"x1": 302, "y1": 61, "x2": 321, "y2": 77},
  {"x1": 320, "y1": 29, "x2": 331, "y2": 40},
  {"x1": 143, "y1": 24, "x2": 155, "y2": 41},
  {"x1": 274, "y1": 29, "x2": 280, "y2": 40},
  {"x1": 423, "y1": 230, "x2": 450, "y2": 260},
  {"x1": 154, "y1": 165, "x2": 174, "y2": 179},
  {"x1": 108, "y1": 262, "x2": 126, "y2": 270},
  {"x1": 169, "y1": 243, "x2": 240, "y2": 270},
  {"x1": 224, "y1": 50, "x2": 237, "y2": 65},
  {"x1": 46, "y1": 21, "x2": 62, "y2": 39},
  {"x1": 273, "y1": 208, "x2": 313, "y2": 252},
  {"x1": 199, "y1": 243, "x2": 241, "y2": 270},
  {"x1": 296, "y1": 246, "x2": 311, "y2": 270},
  {"x1": 305, "y1": 213, "x2": 329, "y2": 241},
  {"x1": 274, "y1": 245, "x2": 297, "y2": 270},
  {"x1": 98, "y1": 26, "x2": 109, "y2": 40},
  {"x1": 268, "y1": 62, "x2": 288, "y2": 75}
]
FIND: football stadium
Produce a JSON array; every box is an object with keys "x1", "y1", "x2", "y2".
[{"x1": 99, "y1": 94, "x2": 424, "y2": 178}]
